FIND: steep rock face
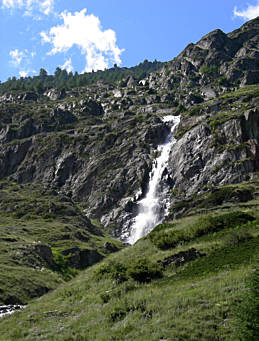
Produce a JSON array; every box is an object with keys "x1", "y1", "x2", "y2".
[
  {"x1": 0, "y1": 88, "x2": 171, "y2": 237},
  {"x1": 169, "y1": 110, "x2": 259, "y2": 196},
  {"x1": 167, "y1": 85, "x2": 259, "y2": 216}
]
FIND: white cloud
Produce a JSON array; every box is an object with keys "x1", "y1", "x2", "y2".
[
  {"x1": 1, "y1": 0, "x2": 54, "y2": 16},
  {"x1": 41, "y1": 8, "x2": 124, "y2": 72},
  {"x1": 40, "y1": 31, "x2": 51, "y2": 43},
  {"x1": 9, "y1": 49, "x2": 26, "y2": 66},
  {"x1": 19, "y1": 70, "x2": 28, "y2": 77},
  {"x1": 39, "y1": 0, "x2": 53, "y2": 15},
  {"x1": 9, "y1": 49, "x2": 36, "y2": 72},
  {"x1": 234, "y1": 1, "x2": 259, "y2": 20},
  {"x1": 18, "y1": 69, "x2": 36, "y2": 78},
  {"x1": 2, "y1": 0, "x2": 23, "y2": 7},
  {"x1": 61, "y1": 58, "x2": 73, "y2": 73},
  {"x1": 9, "y1": 49, "x2": 34, "y2": 78}
]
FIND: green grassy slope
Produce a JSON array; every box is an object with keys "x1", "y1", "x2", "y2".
[
  {"x1": 0, "y1": 181, "x2": 123, "y2": 305},
  {"x1": 0, "y1": 180, "x2": 258, "y2": 340}
]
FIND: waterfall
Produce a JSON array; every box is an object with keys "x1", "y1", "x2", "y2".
[{"x1": 127, "y1": 115, "x2": 180, "y2": 244}]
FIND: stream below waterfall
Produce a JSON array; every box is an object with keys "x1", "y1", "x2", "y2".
[
  {"x1": 0, "y1": 305, "x2": 25, "y2": 318},
  {"x1": 127, "y1": 115, "x2": 180, "y2": 244}
]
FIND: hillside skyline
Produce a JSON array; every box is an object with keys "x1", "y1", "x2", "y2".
[{"x1": 1, "y1": 0, "x2": 259, "y2": 82}]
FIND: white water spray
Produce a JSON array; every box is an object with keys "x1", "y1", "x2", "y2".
[{"x1": 127, "y1": 115, "x2": 180, "y2": 244}]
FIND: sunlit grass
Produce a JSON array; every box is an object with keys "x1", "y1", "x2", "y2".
[{"x1": 0, "y1": 179, "x2": 258, "y2": 340}]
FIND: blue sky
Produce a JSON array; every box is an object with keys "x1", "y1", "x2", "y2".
[{"x1": 0, "y1": 0, "x2": 259, "y2": 81}]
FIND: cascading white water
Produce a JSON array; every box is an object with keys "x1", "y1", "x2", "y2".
[{"x1": 127, "y1": 115, "x2": 180, "y2": 244}]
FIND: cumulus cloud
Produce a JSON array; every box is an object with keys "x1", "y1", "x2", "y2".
[
  {"x1": 2, "y1": 0, "x2": 54, "y2": 16},
  {"x1": 61, "y1": 58, "x2": 73, "y2": 73},
  {"x1": 41, "y1": 8, "x2": 124, "y2": 72},
  {"x1": 234, "y1": 1, "x2": 259, "y2": 20}
]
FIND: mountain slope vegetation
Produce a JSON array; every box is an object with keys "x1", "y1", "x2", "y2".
[
  {"x1": 0, "y1": 179, "x2": 259, "y2": 340},
  {"x1": 0, "y1": 59, "x2": 163, "y2": 95}
]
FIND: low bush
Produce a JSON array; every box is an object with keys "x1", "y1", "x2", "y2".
[
  {"x1": 176, "y1": 103, "x2": 185, "y2": 113},
  {"x1": 200, "y1": 64, "x2": 217, "y2": 75},
  {"x1": 149, "y1": 212, "x2": 255, "y2": 249},
  {"x1": 127, "y1": 257, "x2": 162, "y2": 283},
  {"x1": 149, "y1": 229, "x2": 187, "y2": 249},
  {"x1": 224, "y1": 230, "x2": 252, "y2": 247},
  {"x1": 95, "y1": 258, "x2": 162, "y2": 283},
  {"x1": 188, "y1": 212, "x2": 255, "y2": 237},
  {"x1": 169, "y1": 186, "x2": 254, "y2": 218},
  {"x1": 95, "y1": 260, "x2": 127, "y2": 283},
  {"x1": 52, "y1": 250, "x2": 78, "y2": 281},
  {"x1": 150, "y1": 222, "x2": 176, "y2": 234},
  {"x1": 188, "y1": 105, "x2": 202, "y2": 117},
  {"x1": 198, "y1": 187, "x2": 253, "y2": 208},
  {"x1": 199, "y1": 187, "x2": 234, "y2": 207}
]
